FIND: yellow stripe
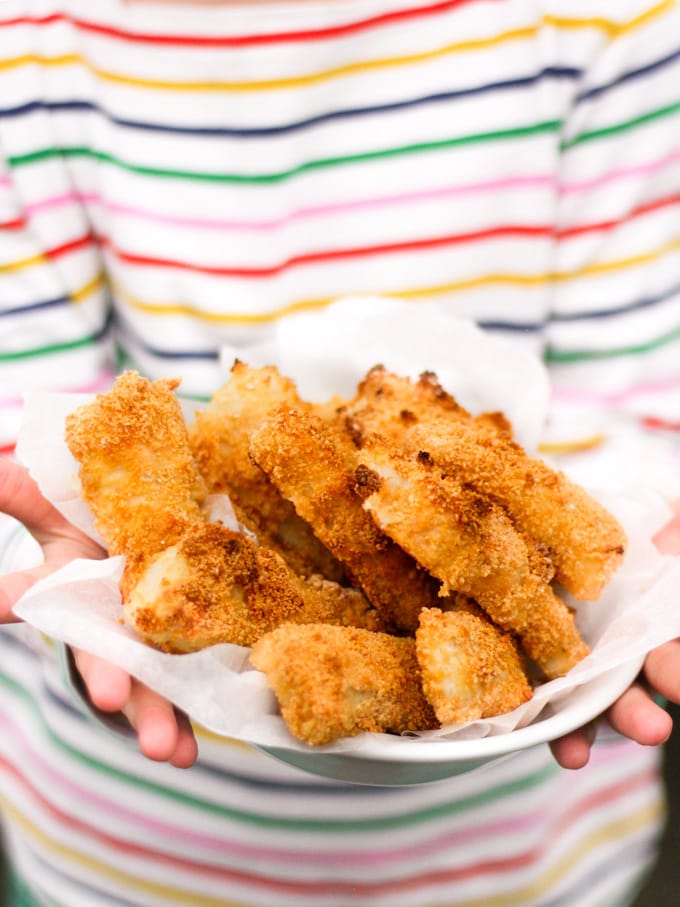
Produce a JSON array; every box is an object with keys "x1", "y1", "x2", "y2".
[
  {"x1": 0, "y1": 796, "x2": 252, "y2": 907},
  {"x1": 537, "y1": 435, "x2": 607, "y2": 455},
  {"x1": 0, "y1": 265, "x2": 104, "y2": 306},
  {"x1": 71, "y1": 271, "x2": 107, "y2": 303},
  {"x1": 0, "y1": 1, "x2": 672, "y2": 92},
  {"x1": 109, "y1": 233, "x2": 680, "y2": 326},
  {"x1": 0, "y1": 793, "x2": 662, "y2": 907},
  {"x1": 442, "y1": 798, "x2": 665, "y2": 907},
  {"x1": 544, "y1": 0, "x2": 675, "y2": 38},
  {"x1": 0, "y1": 250, "x2": 47, "y2": 273}
]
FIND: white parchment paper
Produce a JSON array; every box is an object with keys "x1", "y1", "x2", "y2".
[{"x1": 12, "y1": 299, "x2": 680, "y2": 754}]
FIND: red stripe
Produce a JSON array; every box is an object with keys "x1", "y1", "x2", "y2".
[
  {"x1": 105, "y1": 225, "x2": 551, "y2": 278},
  {"x1": 42, "y1": 233, "x2": 95, "y2": 261},
  {"x1": 104, "y1": 189, "x2": 680, "y2": 278},
  {"x1": 19, "y1": 188, "x2": 680, "y2": 277},
  {"x1": 0, "y1": 753, "x2": 657, "y2": 896},
  {"x1": 640, "y1": 416, "x2": 680, "y2": 431},
  {"x1": 0, "y1": 0, "x2": 490, "y2": 47},
  {"x1": 0, "y1": 445, "x2": 17, "y2": 456},
  {"x1": 557, "y1": 193, "x2": 680, "y2": 239},
  {"x1": 0, "y1": 217, "x2": 26, "y2": 230}
]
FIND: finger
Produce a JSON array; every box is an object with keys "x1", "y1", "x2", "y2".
[
  {"x1": 169, "y1": 710, "x2": 199, "y2": 769},
  {"x1": 606, "y1": 683, "x2": 672, "y2": 746},
  {"x1": 0, "y1": 567, "x2": 40, "y2": 622},
  {"x1": 0, "y1": 459, "x2": 102, "y2": 560},
  {"x1": 0, "y1": 459, "x2": 70, "y2": 539},
  {"x1": 1, "y1": 535, "x2": 105, "y2": 621},
  {"x1": 73, "y1": 653, "x2": 198, "y2": 766},
  {"x1": 653, "y1": 500, "x2": 680, "y2": 554},
  {"x1": 73, "y1": 650, "x2": 133, "y2": 712},
  {"x1": 123, "y1": 683, "x2": 182, "y2": 763},
  {"x1": 643, "y1": 639, "x2": 680, "y2": 704},
  {"x1": 549, "y1": 722, "x2": 596, "y2": 770},
  {"x1": 2, "y1": 560, "x2": 82, "y2": 623}
]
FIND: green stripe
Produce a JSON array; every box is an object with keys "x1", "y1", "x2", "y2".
[
  {"x1": 562, "y1": 98, "x2": 680, "y2": 150},
  {"x1": 546, "y1": 323, "x2": 680, "y2": 363},
  {"x1": 0, "y1": 662, "x2": 557, "y2": 832},
  {"x1": 4, "y1": 869, "x2": 44, "y2": 907},
  {"x1": 0, "y1": 332, "x2": 100, "y2": 362},
  {"x1": 8, "y1": 95, "x2": 680, "y2": 186},
  {"x1": 7, "y1": 120, "x2": 560, "y2": 184}
]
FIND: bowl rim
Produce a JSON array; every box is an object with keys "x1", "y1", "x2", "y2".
[{"x1": 302, "y1": 655, "x2": 645, "y2": 765}]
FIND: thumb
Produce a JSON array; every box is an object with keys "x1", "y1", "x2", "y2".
[{"x1": 0, "y1": 561, "x2": 54, "y2": 622}]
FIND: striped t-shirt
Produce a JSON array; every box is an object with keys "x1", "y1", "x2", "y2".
[{"x1": 1, "y1": 0, "x2": 679, "y2": 904}]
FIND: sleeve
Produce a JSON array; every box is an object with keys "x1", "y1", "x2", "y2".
[
  {"x1": 547, "y1": 0, "x2": 680, "y2": 428},
  {"x1": 0, "y1": 13, "x2": 120, "y2": 729},
  {"x1": 0, "y1": 62, "x2": 114, "y2": 453}
]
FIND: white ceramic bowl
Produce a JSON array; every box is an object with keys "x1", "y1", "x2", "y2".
[{"x1": 256, "y1": 656, "x2": 643, "y2": 786}]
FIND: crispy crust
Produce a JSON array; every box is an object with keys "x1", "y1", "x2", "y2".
[
  {"x1": 189, "y1": 360, "x2": 345, "y2": 582},
  {"x1": 65, "y1": 364, "x2": 625, "y2": 743},
  {"x1": 249, "y1": 405, "x2": 445, "y2": 634},
  {"x1": 125, "y1": 523, "x2": 384, "y2": 653},
  {"x1": 359, "y1": 442, "x2": 589, "y2": 678},
  {"x1": 64, "y1": 370, "x2": 207, "y2": 588},
  {"x1": 250, "y1": 623, "x2": 438, "y2": 745},
  {"x1": 415, "y1": 608, "x2": 532, "y2": 725},
  {"x1": 335, "y1": 366, "x2": 625, "y2": 601}
]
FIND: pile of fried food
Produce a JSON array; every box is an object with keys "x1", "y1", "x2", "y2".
[{"x1": 64, "y1": 363, "x2": 627, "y2": 745}]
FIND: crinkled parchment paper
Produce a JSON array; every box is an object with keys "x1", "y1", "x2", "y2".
[{"x1": 12, "y1": 299, "x2": 680, "y2": 755}]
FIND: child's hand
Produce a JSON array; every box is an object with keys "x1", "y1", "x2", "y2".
[
  {"x1": 0, "y1": 457, "x2": 104, "y2": 620},
  {"x1": 550, "y1": 499, "x2": 680, "y2": 770},
  {"x1": 73, "y1": 649, "x2": 198, "y2": 768},
  {"x1": 0, "y1": 458, "x2": 198, "y2": 767}
]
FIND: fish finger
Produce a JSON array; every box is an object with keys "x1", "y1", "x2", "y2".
[
  {"x1": 339, "y1": 366, "x2": 625, "y2": 600},
  {"x1": 405, "y1": 418, "x2": 626, "y2": 600},
  {"x1": 189, "y1": 361, "x2": 345, "y2": 582},
  {"x1": 249, "y1": 406, "x2": 447, "y2": 634},
  {"x1": 64, "y1": 370, "x2": 207, "y2": 593},
  {"x1": 126, "y1": 522, "x2": 383, "y2": 652},
  {"x1": 415, "y1": 608, "x2": 532, "y2": 725},
  {"x1": 358, "y1": 442, "x2": 589, "y2": 678},
  {"x1": 250, "y1": 623, "x2": 437, "y2": 744}
]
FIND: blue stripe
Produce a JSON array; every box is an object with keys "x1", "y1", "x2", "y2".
[
  {"x1": 480, "y1": 278, "x2": 680, "y2": 334},
  {"x1": 117, "y1": 323, "x2": 219, "y2": 362},
  {"x1": 2, "y1": 46, "x2": 678, "y2": 139},
  {"x1": 577, "y1": 44, "x2": 680, "y2": 103},
  {"x1": 0, "y1": 67, "x2": 580, "y2": 138},
  {"x1": 478, "y1": 320, "x2": 544, "y2": 333},
  {"x1": 550, "y1": 279, "x2": 680, "y2": 322},
  {"x1": 9, "y1": 853, "x2": 137, "y2": 907},
  {"x1": 0, "y1": 292, "x2": 71, "y2": 318}
]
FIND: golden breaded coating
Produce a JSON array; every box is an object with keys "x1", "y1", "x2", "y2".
[
  {"x1": 64, "y1": 371, "x2": 207, "y2": 589},
  {"x1": 66, "y1": 371, "x2": 382, "y2": 652},
  {"x1": 249, "y1": 406, "x2": 446, "y2": 634},
  {"x1": 359, "y1": 444, "x2": 589, "y2": 678},
  {"x1": 405, "y1": 418, "x2": 626, "y2": 601},
  {"x1": 250, "y1": 623, "x2": 438, "y2": 745},
  {"x1": 189, "y1": 361, "x2": 345, "y2": 582},
  {"x1": 125, "y1": 523, "x2": 384, "y2": 652},
  {"x1": 65, "y1": 363, "x2": 625, "y2": 742},
  {"x1": 337, "y1": 366, "x2": 625, "y2": 601},
  {"x1": 328, "y1": 365, "x2": 472, "y2": 447},
  {"x1": 302, "y1": 574, "x2": 385, "y2": 634},
  {"x1": 415, "y1": 608, "x2": 532, "y2": 725}
]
